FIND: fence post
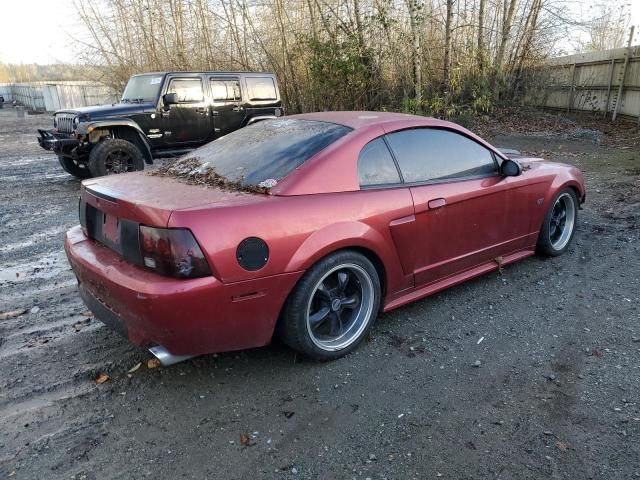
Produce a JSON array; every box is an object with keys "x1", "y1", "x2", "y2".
[
  {"x1": 612, "y1": 26, "x2": 635, "y2": 122},
  {"x1": 603, "y1": 59, "x2": 615, "y2": 118},
  {"x1": 566, "y1": 63, "x2": 576, "y2": 113}
]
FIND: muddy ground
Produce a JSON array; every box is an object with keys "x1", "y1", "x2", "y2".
[{"x1": 0, "y1": 107, "x2": 639, "y2": 480}]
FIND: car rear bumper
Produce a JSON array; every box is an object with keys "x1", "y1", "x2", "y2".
[
  {"x1": 37, "y1": 129, "x2": 79, "y2": 154},
  {"x1": 64, "y1": 225, "x2": 302, "y2": 356}
]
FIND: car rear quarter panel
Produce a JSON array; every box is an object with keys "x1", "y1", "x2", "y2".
[{"x1": 168, "y1": 188, "x2": 416, "y2": 298}]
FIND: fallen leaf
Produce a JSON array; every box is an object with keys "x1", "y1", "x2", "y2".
[
  {"x1": 556, "y1": 441, "x2": 570, "y2": 451},
  {"x1": 95, "y1": 373, "x2": 110, "y2": 384},
  {"x1": 0, "y1": 308, "x2": 27, "y2": 320},
  {"x1": 240, "y1": 432, "x2": 250, "y2": 447},
  {"x1": 128, "y1": 362, "x2": 142, "y2": 373},
  {"x1": 147, "y1": 358, "x2": 161, "y2": 369},
  {"x1": 80, "y1": 310, "x2": 93, "y2": 317}
]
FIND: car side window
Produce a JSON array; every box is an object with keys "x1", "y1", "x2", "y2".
[
  {"x1": 210, "y1": 79, "x2": 241, "y2": 102},
  {"x1": 245, "y1": 77, "x2": 277, "y2": 101},
  {"x1": 385, "y1": 128, "x2": 497, "y2": 183},
  {"x1": 167, "y1": 78, "x2": 204, "y2": 103},
  {"x1": 358, "y1": 138, "x2": 402, "y2": 187}
]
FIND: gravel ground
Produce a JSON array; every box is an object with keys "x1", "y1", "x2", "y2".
[{"x1": 0, "y1": 108, "x2": 639, "y2": 480}]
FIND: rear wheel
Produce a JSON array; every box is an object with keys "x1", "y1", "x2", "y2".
[
  {"x1": 57, "y1": 155, "x2": 92, "y2": 179},
  {"x1": 536, "y1": 188, "x2": 578, "y2": 256},
  {"x1": 278, "y1": 250, "x2": 381, "y2": 361},
  {"x1": 88, "y1": 139, "x2": 144, "y2": 177}
]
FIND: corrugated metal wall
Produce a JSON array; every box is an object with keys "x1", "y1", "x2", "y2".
[
  {"x1": 539, "y1": 45, "x2": 640, "y2": 121},
  {"x1": 0, "y1": 82, "x2": 118, "y2": 111}
]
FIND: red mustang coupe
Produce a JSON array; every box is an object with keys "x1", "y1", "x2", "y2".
[{"x1": 65, "y1": 112, "x2": 585, "y2": 365}]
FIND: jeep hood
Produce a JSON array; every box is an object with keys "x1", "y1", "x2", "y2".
[{"x1": 55, "y1": 102, "x2": 155, "y2": 119}]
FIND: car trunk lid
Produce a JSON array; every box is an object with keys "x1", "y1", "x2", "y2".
[{"x1": 80, "y1": 171, "x2": 272, "y2": 268}]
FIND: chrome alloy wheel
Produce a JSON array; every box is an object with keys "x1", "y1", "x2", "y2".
[
  {"x1": 305, "y1": 263, "x2": 375, "y2": 351},
  {"x1": 550, "y1": 192, "x2": 576, "y2": 250}
]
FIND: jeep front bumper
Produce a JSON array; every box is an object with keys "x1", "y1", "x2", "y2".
[{"x1": 37, "y1": 129, "x2": 79, "y2": 155}]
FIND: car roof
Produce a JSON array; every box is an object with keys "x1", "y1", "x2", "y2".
[
  {"x1": 289, "y1": 111, "x2": 456, "y2": 130},
  {"x1": 131, "y1": 71, "x2": 276, "y2": 76},
  {"x1": 272, "y1": 111, "x2": 507, "y2": 196}
]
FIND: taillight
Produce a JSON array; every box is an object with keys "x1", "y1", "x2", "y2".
[{"x1": 139, "y1": 226, "x2": 212, "y2": 279}]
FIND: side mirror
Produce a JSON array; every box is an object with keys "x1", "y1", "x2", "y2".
[
  {"x1": 501, "y1": 159, "x2": 522, "y2": 177},
  {"x1": 163, "y1": 93, "x2": 178, "y2": 107}
]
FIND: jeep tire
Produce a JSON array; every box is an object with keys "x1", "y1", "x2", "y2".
[
  {"x1": 57, "y1": 155, "x2": 92, "y2": 179},
  {"x1": 88, "y1": 139, "x2": 145, "y2": 177}
]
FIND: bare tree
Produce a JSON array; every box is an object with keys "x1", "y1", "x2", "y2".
[{"x1": 72, "y1": 0, "x2": 576, "y2": 117}]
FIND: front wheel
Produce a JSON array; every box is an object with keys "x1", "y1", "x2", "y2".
[
  {"x1": 536, "y1": 188, "x2": 579, "y2": 256},
  {"x1": 278, "y1": 250, "x2": 381, "y2": 361},
  {"x1": 88, "y1": 139, "x2": 144, "y2": 177},
  {"x1": 57, "y1": 155, "x2": 92, "y2": 179}
]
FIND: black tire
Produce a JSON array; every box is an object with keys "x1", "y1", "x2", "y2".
[
  {"x1": 57, "y1": 155, "x2": 92, "y2": 179},
  {"x1": 278, "y1": 250, "x2": 381, "y2": 361},
  {"x1": 88, "y1": 139, "x2": 144, "y2": 177},
  {"x1": 536, "y1": 187, "x2": 579, "y2": 257}
]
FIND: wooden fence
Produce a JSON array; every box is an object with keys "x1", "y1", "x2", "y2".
[{"x1": 534, "y1": 40, "x2": 640, "y2": 123}]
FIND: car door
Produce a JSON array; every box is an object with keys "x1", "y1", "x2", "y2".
[
  {"x1": 385, "y1": 128, "x2": 526, "y2": 287},
  {"x1": 162, "y1": 76, "x2": 211, "y2": 146},
  {"x1": 209, "y1": 77, "x2": 245, "y2": 138}
]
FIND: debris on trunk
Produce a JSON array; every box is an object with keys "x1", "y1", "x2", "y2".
[{"x1": 150, "y1": 157, "x2": 271, "y2": 195}]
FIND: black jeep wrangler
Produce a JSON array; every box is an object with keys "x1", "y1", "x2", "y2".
[{"x1": 37, "y1": 72, "x2": 283, "y2": 178}]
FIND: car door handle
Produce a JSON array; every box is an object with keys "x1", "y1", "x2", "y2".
[
  {"x1": 211, "y1": 110, "x2": 219, "y2": 116},
  {"x1": 195, "y1": 107, "x2": 207, "y2": 114},
  {"x1": 428, "y1": 198, "x2": 447, "y2": 209},
  {"x1": 232, "y1": 106, "x2": 243, "y2": 112}
]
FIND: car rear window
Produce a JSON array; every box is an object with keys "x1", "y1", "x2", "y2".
[{"x1": 182, "y1": 119, "x2": 352, "y2": 186}]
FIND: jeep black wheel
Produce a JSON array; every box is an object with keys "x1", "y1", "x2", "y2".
[
  {"x1": 88, "y1": 139, "x2": 144, "y2": 177},
  {"x1": 57, "y1": 155, "x2": 92, "y2": 179}
]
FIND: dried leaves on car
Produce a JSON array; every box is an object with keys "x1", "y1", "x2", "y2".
[{"x1": 150, "y1": 157, "x2": 271, "y2": 195}]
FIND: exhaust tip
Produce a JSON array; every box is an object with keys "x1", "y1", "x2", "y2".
[{"x1": 148, "y1": 345, "x2": 196, "y2": 367}]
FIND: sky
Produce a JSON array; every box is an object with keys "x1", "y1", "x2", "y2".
[
  {"x1": 1, "y1": 0, "x2": 640, "y2": 65},
  {"x1": 0, "y1": 0, "x2": 80, "y2": 64}
]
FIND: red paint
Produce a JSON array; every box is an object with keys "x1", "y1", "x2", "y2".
[{"x1": 65, "y1": 111, "x2": 586, "y2": 356}]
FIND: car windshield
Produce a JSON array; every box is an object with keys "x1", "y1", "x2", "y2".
[
  {"x1": 121, "y1": 75, "x2": 163, "y2": 103},
  {"x1": 181, "y1": 119, "x2": 352, "y2": 186}
]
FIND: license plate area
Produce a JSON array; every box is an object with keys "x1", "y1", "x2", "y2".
[
  {"x1": 102, "y1": 211, "x2": 120, "y2": 245},
  {"x1": 86, "y1": 203, "x2": 122, "y2": 254},
  {"x1": 83, "y1": 202, "x2": 143, "y2": 265}
]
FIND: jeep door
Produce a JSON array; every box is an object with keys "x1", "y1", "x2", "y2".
[
  {"x1": 161, "y1": 75, "x2": 212, "y2": 146},
  {"x1": 209, "y1": 76, "x2": 245, "y2": 137}
]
